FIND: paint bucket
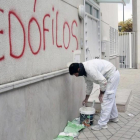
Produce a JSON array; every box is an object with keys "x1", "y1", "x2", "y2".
[{"x1": 79, "y1": 107, "x2": 95, "y2": 127}]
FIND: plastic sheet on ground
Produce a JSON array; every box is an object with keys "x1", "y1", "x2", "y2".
[
  {"x1": 54, "y1": 135, "x2": 73, "y2": 140},
  {"x1": 64, "y1": 121, "x2": 84, "y2": 134},
  {"x1": 54, "y1": 119, "x2": 85, "y2": 140},
  {"x1": 72, "y1": 118, "x2": 80, "y2": 124}
]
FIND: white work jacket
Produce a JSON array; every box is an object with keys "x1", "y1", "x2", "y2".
[{"x1": 83, "y1": 59, "x2": 116, "y2": 95}]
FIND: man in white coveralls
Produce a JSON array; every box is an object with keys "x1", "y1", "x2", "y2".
[{"x1": 69, "y1": 59, "x2": 120, "y2": 131}]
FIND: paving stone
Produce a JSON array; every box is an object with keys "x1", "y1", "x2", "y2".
[
  {"x1": 96, "y1": 136, "x2": 107, "y2": 140},
  {"x1": 133, "y1": 99, "x2": 140, "y2": 104},
  {"x1": 79, "y1": 138, "x2": 88, "y2": 140},
  {"x1": 83, "y1": 128, "x2": 90, "y2": 132},
  {"x1": 121, "y1": 134, "x2": 133, "y2": 138},
  {"x1": 127, "y1": 129, "x2": 139, "y2": 133},
  {"x1": 127, "y1": 110, "x2": 139, "y2": 115},
  {"x1": 113, "y1": 133, "x2": 123, "y2": 137},
  {"x1": 131, "y1": 101, "x2": 140, "y2": 106},
  {"x1": 126, "y1": 123, "x2": 135, "y2": 126},
  {"x1": 109, "y1": 123, "x2": 121, "y2": 129},
  {"x1": 109, "y1": 136, "x2": 120, "y2": 140},
  {"x1": 107, "y1": 124, "x2": 114, "y2": 129},
  {"x1": 83, "y1": 131, "x2": 95, "y2": 138},
  {"x1": 116, "y1": 130, "x2": 126, "y2": 134},
  {"x1": 129, "y1": 104, "x2": 140, "y2": 110},
  {"x1": 118, "y1": 121, "x2": 125, "y2": 124},
  {"x1": 114, "y1": 127, "x2": 120, "y2": 131},
  {"x1": 92, "y1": 131, "x2": 104, "y2": 137},
  {"x1": 131, "y1": 137, "x2": 140, "y2": 140},
  {"x1": 124, "y1": 131, "x2": 135, "y2": 136},
  {"x1": 100, "y1": 129, "x2": 112, "y2": 136},
  {"x1": 135, "y1": 131, "x2": 140, "y2": 138},
  {"x1": 131, "y1": 135, "x2": 140, "y2": 140},
  {"x1": 135, "y1": 124, "x2": 140, "y2": 127},
  {"x1": 119, "y1": 138, "x2": 130, "y2": 140},
  {"x1": 119, "y1": 117, "x2": 128, "y2": 123},
  {"x1": 88, "y1": 138, "x2": 98, "y2": 140},
  {"x1": 74, "y1": 138, "x2": 78, "y2": 140},
  {"x1": 119, "y1": 127, "x2": 129, "y2": 132},
  {"x1": 119, "y1": 113, "x2": 126, "y2": 116},
  {"x1": 117, "y1": 123, "x2": 125, "y2": 127},
  {"x1": 123, "y1": 125, "x2": 132, "y2": 129},
  {"x1": 105, "y1": 135, "x2": 112, "y2": 139},
  {"x1": 130, "y1": 126, "x2": 140, "y2": 130},
  {"x1": 107, "y1": 129, "x2": 117, "y2": 135},
  {"x1": 117, "y1": 121, "x2": 125, "y2": 125},
  {"x1": 129, "y1": 120, "x2": 135, "y2": 123},
  {"x1": 78, "y1": 133, "x2": 87, "y2": 139},
  {"x1": 126, "y1": 124, "x2": 134, "y2": 127}
]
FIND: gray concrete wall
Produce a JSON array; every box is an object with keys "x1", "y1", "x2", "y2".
[
  {"x1": 0, "y1": 0, "x2": 85, "y2": 139},
  {"x1": 132, "y1": 0, "x2": 140, "y2": 69},
  {"x1": 0, "y1": 74, "x2": 85, "y2": 140}
]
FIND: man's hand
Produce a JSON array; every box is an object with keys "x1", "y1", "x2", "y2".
[
  {"x1": 82, "y1": 95, "x2": 90, "y2": 106},
  {"x1": 82, "y1": 99, "x2": 88, "y2": 106},
  {"x1": 99, "y1": 93, "x2": 104, "y2": 103}
]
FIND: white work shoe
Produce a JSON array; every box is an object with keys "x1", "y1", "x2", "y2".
[
  {"x1": 91, "y1": 124, "x2": 108, "y2": 131},
  {"x1": 109, "y1": 118, "x2": 119, "y2": 123}
]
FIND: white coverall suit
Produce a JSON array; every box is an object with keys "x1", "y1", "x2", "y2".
[{"x1": 83, "y1": 59, "x2": 120, "y2": 126}]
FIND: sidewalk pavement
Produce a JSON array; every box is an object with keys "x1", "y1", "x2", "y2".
[{"x1": 75, "y1": 69, "x2": 140, "y2": 140}]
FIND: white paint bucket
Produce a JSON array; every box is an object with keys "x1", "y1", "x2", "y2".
[{"x1": 79, "y1": 107, "x2": 95, "y2": 127}]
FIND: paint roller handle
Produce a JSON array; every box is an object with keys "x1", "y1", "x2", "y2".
[{"x1": 92, "y1": 100, "x2": 95, "y2": 108}]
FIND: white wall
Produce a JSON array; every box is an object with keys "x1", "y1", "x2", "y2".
[
  {"x1": 100, "y1": 3, "x2": 118, "y2": 41},
  {"x1": 100, "y1": 3, "x2": 118, "y2": 29},
  {"x1": 100, "y1": 3, "x2": 119, "y2": 68},
  {"x1": 0, "y1": 0, "x2": 83, "y2": 84}
]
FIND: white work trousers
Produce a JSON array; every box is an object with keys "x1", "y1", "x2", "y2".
[{"x1": 98, "y1": 70, "x2": 120, "y2": 126}]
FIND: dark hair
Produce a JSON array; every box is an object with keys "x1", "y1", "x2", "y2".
[{"x1": 69, "y1": 63, "x2": 79, "y2": 75}]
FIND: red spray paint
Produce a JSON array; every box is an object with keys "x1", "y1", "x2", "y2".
[
  {"x1": 43, "y1": 14, "x2": 50, "y2": 50},
  {"x1": 71, "y1": 20, "x2": 78, "y2": 50},
  {"x1": 28, "y1": 17, "x2": 41, "y2": 55},
  {"x1": 0, "y1": 8, "x2": 4, "y2": 61},
  {"x1": 63, "y1": 22, "x2": 70, "y2": 49},
  {"x1": 34, "y1": 0, "x2": 37, "y2": 12},
  {"x1": 0, "y1": 6, "x2": 79, "y2": 63},
  {"x1": 9, "y1": 11, "x2": 26, "y2": 59},
  {"x1": 56, "y1": 11, "x2": 62, "y2": 48}
]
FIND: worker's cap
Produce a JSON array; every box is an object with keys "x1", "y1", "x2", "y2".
[{"x1": 69, "y1": 63, "x2": 79, "y2": 75}]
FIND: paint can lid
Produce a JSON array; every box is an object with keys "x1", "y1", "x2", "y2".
[{"x1": 79, "y1": 107, "x2": 95, "y2": 115}]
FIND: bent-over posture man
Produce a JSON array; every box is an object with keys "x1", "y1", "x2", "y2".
[{"x1": 69, "y1": 59, "x2": 120, "y2": 131}]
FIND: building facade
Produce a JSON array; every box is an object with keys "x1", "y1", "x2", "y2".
[{"x1": 0, "y1": 0, "x2": 119, "y2": 139}]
